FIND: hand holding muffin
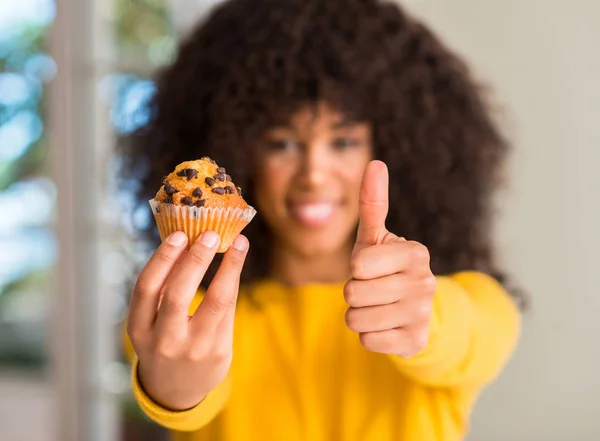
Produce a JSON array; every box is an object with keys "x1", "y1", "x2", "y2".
[
  {"x1": 128, "y1": 229, "x2": 248, "y2": 410},
  {"x1": 126, "y1": 157, "x2": 255, "y2": 410}
]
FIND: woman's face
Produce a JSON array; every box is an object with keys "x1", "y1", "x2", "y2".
[{"x1": 254, "y1": 102, "x2": 373, "y2": 257}]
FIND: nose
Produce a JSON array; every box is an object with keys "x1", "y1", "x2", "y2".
[{"x1": 297, "y1": 141, "x2": 330, "y2": 189}]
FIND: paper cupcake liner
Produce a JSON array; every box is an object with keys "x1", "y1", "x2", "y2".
[{"x1": 149, "y1": 200, "x2": 257, "y2": 253}]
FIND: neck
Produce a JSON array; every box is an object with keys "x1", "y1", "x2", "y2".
[{"x1": 269, "y1": 242, "x2": 352, "y2": 286}]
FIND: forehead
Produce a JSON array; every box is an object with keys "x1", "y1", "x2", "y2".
[{"x1": 278, "y1": 101, "x2": 356, "y2": 130}]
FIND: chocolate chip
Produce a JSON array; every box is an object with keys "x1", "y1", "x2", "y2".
[
  {"x1": 224, "y1": 185, "x2": 235, "y2": 194},
  {"x1": 215, "y1": 173, "x2": 226, "y2": 181},
  {"x1": 181, "y1": 196, "x2": 194, "y2": 206},
  {"x1": 192, "y1": 188, "x2": 203, "y2": 198},
  {"x1": 217, "y1": 167, "x2": 226, "y2": 174},
  {"x1": 195, "y1": 199, "x2": 206, "y2": 207},
  {"x1": 201, "y1": 156, "x2": 216, "y2": 164},
  {"x1": 164, "y1": 194, "x2": 173, "y2": 204},
  {"x1": 155, "y1": 206, "x2": 161, "y2": 214},
  {"x1": 212, "y1": 187, "x2": 226, "y2": 195},
  {"x1": 164, "y1": 183, "x2": 178, "y2": 194},
  {"x1": 225, "y1": 174, "x2": 232, "y2": 182},
  {"x1": 185, "y1": 169, "x2": 198, "y2": 180},
  {"x1": 205, "y1": 177, "x2": 216, "y2": 186},
  {"x1": 177, "y1": 168, "x2": 198, "y2": 181},
  {"x1": 236, "y1": 186, "x2": 242, "y2": 196}
]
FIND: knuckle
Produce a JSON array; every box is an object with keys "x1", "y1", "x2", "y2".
[
  {"x1": 362, "y1": 332, "x2": 397, "y2": 354},
  {"x1": 154, "y1": 250, "x2": 174, "y2": 265},
  {"x1": 162, "y1": 296, "x2": 187, "y2": 315},
  {"x1": 416, "y1": 301, "x2": 432, "y2": 321},
  {"x1": 344, "y1": 308, "x2": 360, "y2": 332},
  {"x1": 412, "y1": 329, "x2": 429, "y2": 353},
  {"x1": 423, "y1": 274, "x2": 437, "y2": 294},
  {"x1": 343, "y1": 281, "x2": 357, "y2": 306},
  {"x1": 126, "y1": 323, "x2": 143, "y2": 344},
  {"x1": 153, "y1": 341, "x2": 179, "y2": 360},
  {"x1": 133, "y1": 280, "x2": 157, "y2": 299},
  {"x1": 350, "y1": 255, "x2": 365, "y2": 279},
  {"x1": 226, "y1": 249, "x2": 246, "y2": 269},
  {"x1": 396, "y1": 329, "x2": 416, "y2": 358},
  {"x1": 211, "y1": 345, "x2": 232, "y2": 363},
  {"x1": 360, "y1": 332, "x2": 392, "y2": 353},
  {"x1": 206, "y1": 293, "x2": 235, "y2": 315},
  {"x1": 408, "y1": 242, "x2": 430, "y2": 263},
  {"x1": 358, "y1": 332, "x2": 373, "y2": 350},
  {"x1": 189, "y1": 249, "x2": 211, "y2": 267}
]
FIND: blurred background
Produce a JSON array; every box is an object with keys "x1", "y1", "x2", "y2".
[{"x1": 0, "y1": 0, "x2": 598, "y2": 440}]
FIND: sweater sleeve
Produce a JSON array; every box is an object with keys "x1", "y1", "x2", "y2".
[
  {"x1": 124, "y1": 289, "x2": 230, "y2": 431},
  {"x1": 390, "y1": 271, "x2": 521, "y2": 388},
  {"x1": 131, "y1": 357, "x2": 231, "y2": 431}
]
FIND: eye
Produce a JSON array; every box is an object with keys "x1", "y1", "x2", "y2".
[
  {"x1": 265, "y1": 138, "x2": 301, "y2": 152},
  {"x1": 332, "y1": 137, "x2": 359, "y2": 150}
]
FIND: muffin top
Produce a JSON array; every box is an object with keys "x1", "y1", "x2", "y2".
[{"x1": 154, "y1": 157, "x2": 249, "y2": 209}]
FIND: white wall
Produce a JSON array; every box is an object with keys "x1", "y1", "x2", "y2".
[{"x1": 405, "y1": 1, "x2": 600, "y2": 440}]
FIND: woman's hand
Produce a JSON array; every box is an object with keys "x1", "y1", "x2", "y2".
[
  {"x1": 344, "y1": 161, "x2": 437, "y2": 358},
  {"x1": 127, "y1": 231, "x2": 249, "y2": 410}
]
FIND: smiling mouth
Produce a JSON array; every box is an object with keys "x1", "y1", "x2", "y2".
[{"x1": 288, "y1": 201, "x2": 339, "y2": 227}]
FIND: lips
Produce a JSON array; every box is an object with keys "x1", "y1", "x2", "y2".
[{"x1": 288, "y1": 201, "x2": 338, "y2": 227}]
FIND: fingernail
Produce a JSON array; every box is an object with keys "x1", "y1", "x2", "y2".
[
  {"x1": 200, "y1": 231, "x2": 219, "y2": 248},
  {"x1": 232, "y1": 235, "x2": 248, "y2": 252},
  {"x1": 167, "y1": 231, "x2": 187, "y2": 246}
]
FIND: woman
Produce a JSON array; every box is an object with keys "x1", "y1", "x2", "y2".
[{"x1": 121, "y1": 0, "x2": 523, "y2": 440}]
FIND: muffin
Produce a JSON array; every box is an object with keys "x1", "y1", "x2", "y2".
[{"x1": 149, "y1": 157, "x2": 256, "y2": 253}]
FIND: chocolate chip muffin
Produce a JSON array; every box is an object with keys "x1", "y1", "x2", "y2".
[
  {"x1": 149, "y1": 157, "x2": 256, "y2": 252},
  {"x1": 154, "y1": 158, "x2": 248, "y2": 209}
]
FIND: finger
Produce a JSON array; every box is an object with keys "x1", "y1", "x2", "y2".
[
  {"x1": 128, "y1": 232, "x2": 188, "y2": 333},
  {"x1": 359, "y1": 328, "x2": 408, "y2": 354},
  {"x1": 345, "y1": 302, "x2": 414, "y2": 333},
  {"x1": 351, "y1": 240, "x2": 430, "y2": 280},
  {"x1": 344, "y1": 273, "x2": 410, "y2": 308},
  {"x1": 359, "y1": 327, "x2": 429, "y2": 357},
  {"x1": 192, "y1": 235, "x2": 249, "y2": 333},
  {"x1": 346, "y1": 296, "x2": 432, "y2": 333},
  {"x1": 155, "y1": 231, "x2": 220, "y2": 334},
  {"x1": 355, "y1": 160, "x2": 389, "y2": 251}
]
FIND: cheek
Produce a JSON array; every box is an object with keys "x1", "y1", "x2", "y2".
[
  {"x1": 254, "y1": 160, "x2": 292, "y2": 211},
  {"x1": 344, "y1": 171, "x2": 364, "y2": 215}
]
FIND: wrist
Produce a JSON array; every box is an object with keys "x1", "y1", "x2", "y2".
[{"x1": 137, "y1": 361, "x2": 206, "y2": 411}]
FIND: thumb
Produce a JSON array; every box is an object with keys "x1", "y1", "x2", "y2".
[{"x1": 354, "y1": 160, "x2": 389, "y2": 252}]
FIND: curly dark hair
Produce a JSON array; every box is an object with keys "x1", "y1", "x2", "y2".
[{"x1": 120, "y1": 0, "x2": 525, "y2": 309}]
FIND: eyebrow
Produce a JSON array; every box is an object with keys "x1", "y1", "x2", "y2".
[
  {"x1": 266, "y1": 124, "x2": 295, "y2": 133},
  {"x1": 266, "y1": 119, "x2": 361, "y2": 133},
  {"x1": 331, "y1": 119, "x2": 361, "y2": 129}
]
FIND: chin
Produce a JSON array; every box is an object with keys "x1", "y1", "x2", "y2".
[{"x1": 287, "y1": 233, "x2": 349, "y2": 258}]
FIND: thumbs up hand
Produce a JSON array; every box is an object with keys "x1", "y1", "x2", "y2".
[{"x1": 344, "y1": 161, "x2": 437, "y2": 358}]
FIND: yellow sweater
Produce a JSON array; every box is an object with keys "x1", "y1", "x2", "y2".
[{"x1": 127, "y1": 271, "x2": 520, "y2": 441}]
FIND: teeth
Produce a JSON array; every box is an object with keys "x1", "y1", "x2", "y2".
[
  {"x1": 292, "y1": 203, "x2": 334, "y2": 225},
  {"x1": 301, "y1": 204, "x2": 332, "y2": 216}
]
